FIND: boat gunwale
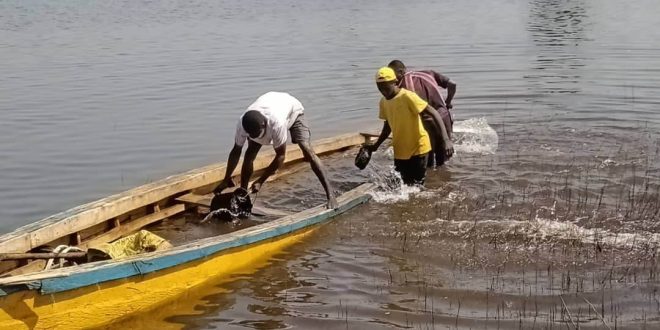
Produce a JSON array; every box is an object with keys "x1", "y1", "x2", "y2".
[
  {"x1": 0, "y1": 183, "x2": 374, "y2": 293},
  {"x1": 0, "y1": 183, "x2": 374, "y2": 294}
]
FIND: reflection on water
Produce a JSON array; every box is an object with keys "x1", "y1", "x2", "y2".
[
  {"x1": 526, "y1": 0, "x2": 588, "y2": 95},
  {"x1": 529, "y1": 0, "x2": 588, "y2": 47},
  {"x1": 2, "y1": 0, "x2": 660, "y2": 328}
]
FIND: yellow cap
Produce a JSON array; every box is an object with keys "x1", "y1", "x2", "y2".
[{"x1": 375, "y1": 67, "x2": 397, "y2": 83}]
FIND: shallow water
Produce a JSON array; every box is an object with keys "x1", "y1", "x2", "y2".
[{"x1": 2, "y1": 0, "x2": 660, "y2": 328}]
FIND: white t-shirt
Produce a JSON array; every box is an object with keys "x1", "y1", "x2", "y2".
[{"x1": 234, "y1": 92, "x2": 304, "y2": 148}]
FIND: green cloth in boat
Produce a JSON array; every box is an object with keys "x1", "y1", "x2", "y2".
[{"x1": 89, "y1": 230, "x2": 172, "y2": 259}]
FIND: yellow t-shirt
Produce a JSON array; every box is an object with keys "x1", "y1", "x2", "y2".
[{"x1": 378, "y1": 88, "x2": 432, "y2": 160}]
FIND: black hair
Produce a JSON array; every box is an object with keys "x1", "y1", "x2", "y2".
[
  {"x1": 242, "y1": 110, "x2": 265, "y2": 136},
  {"x1": 388, "y1": 59, "x2": 406, "y2": 71}
]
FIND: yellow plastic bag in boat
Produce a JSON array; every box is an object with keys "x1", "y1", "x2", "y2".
[{"x1": 89, "y1": 230, "x2": 172, "y2": 259}]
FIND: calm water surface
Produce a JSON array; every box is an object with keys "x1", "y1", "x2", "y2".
[{"x1": 2, "y1": 0, "x2": 660, "y2": 328}]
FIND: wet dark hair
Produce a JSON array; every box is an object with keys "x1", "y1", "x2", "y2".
[
  {"x1": 388, "y1": 59, "x2": 406, "y2": 72},
  {"x1": 242, "y1": 110, "x2": 265, "y2": 137}
]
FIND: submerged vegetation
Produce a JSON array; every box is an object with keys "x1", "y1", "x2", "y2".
[{"x1": 346, "y1": 123, "x2": 660, "y2": 329}]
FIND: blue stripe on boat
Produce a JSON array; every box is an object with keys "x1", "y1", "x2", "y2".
[{"x1": 40, "y1": 193, "x2": 370, "y2": 294}]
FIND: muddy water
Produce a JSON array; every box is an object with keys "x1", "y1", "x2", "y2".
[{"x1": 2, "y1": 0, "x2": 660, "y2": 329}]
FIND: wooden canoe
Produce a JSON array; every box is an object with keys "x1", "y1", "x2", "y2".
[{"x1": 0, "y1": 132, "x2": 375, "y2": 330}]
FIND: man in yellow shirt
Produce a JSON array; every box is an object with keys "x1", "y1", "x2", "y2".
[{"x1": 365, "y1": 67, "x2": 453, "y2": 185}]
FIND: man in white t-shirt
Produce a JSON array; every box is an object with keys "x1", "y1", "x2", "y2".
[{"x1": 213, "y1": 92, "x2": 338, "y2": 209}]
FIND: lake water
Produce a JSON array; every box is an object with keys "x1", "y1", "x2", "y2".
[{"x1": 2, "y1": 0, "x2": 660, "y2": 328}]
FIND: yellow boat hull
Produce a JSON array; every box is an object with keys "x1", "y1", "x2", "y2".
[{"x1": 0, "y1": 227, "x2": 315, "y2": 330}]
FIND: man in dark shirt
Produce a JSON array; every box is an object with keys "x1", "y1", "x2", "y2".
[{"x1": 388, "y1": 60, "x2": 457, "y2": 167}]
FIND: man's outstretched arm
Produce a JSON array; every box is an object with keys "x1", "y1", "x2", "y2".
[
  {"x1": 250, "y1": 143, "x2": 285, "y2": 193},
  {"x1": 367, "y1": 121, "x2": 391, "y2": 152},
  {"x1": 240, "y1": 140, "x2": 263, "y2": 191},
  {"x1": 213, "y1": 144, "x2": 242, "y2": 194},
  {"x1": 298, "y1": 141, "x2": 338, "y2": 209},
  {"x1": 421, "y1": 107, "x2": 453, "y2": 157},
  {"x1": 445, "y1": 80, "x2": 457, "y2": 109},
  {"x1": 431, "y1": 70, "x2": 457, "y2": 109}
]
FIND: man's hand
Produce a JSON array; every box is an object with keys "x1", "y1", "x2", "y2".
[
  {"x1": 364, "y1": 143, "x2": 378, "y2": 153},
  {"x1": 213, "y1": 178, "x2": 235, "y2": 195},
  {"x1": 250, "y1": 180, "x2": 263, "y2": 194},
  {"x1": 327, "y1": 195, "x2": 338, "y2": 209},
  {"x1": 446, "y1": 102, "x2": 453, "y2": 110},
  {"x1": 444, "y1": 140, "x2": 455, "y2": 158}
]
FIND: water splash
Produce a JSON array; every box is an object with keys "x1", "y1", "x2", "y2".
[
  {"x1": 202, "y1": 208, "x2": 241, "y2": 223},
  {"x1": 363, "y1": 162, "x2": 422, "y2": 203},
  {"x1": 598, "y1": 158, "x2": 617, "y2": 168},
  {"x1": 362, "y1": 118, "x2": 498, "y2": 203},
  {"x1": 453, "y1": 117, "x2": 499, "y2": 155},
  {"x1": 434, "y1": 216, "x2": 660, "y2": 252}
]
